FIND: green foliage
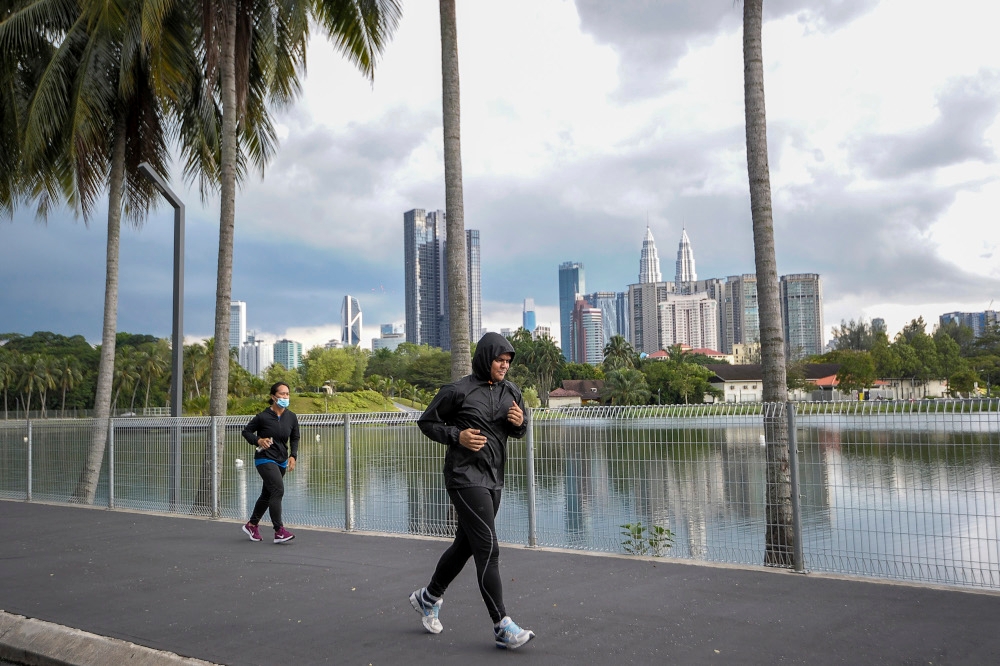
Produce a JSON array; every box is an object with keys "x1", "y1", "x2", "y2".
[
  {"x1": 640, "y1": 346, "x2": 720, "y2": 404},
  {"x1": 522, "y1": 386, "x2": 541, "y2": 408},
  {"x1": 831, "y1": 318, "x2": 874, "y2": 351},
  {"x1": 560, "y1": 362, "x2": 603, "y2": 381},
  {"x1": 302, "y1": 345, "x2": 369, "y2": 390},
  {"x1": 833, "y1": 350, "x2": 877, "y2": 393},
  {"x1": 603, "y1": 368, "x2": 650, "y2": 405},
  {"x1": 621, "y1": 522, "x2": 674, "y2": 557},
  {"x1": 602, "y1": 335, "x2": 639, "y2": 372}
]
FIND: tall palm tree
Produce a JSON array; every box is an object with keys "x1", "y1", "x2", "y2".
[
  {"x1": 743, "y1": 0, "x2": 792, "y2": 566},
  {"x1": 2, "y1": 0, "x2": 196, "y2": 500},
  {"x1": 603, "y1": 335, "x2": 638, "y2": 372},
  {"x1": 438, "y1": 0, "x2": 470, "y2": 380},
  {"x1": 602, "y1": 368, "x2": 650, "y2": 406},
  {"x1": 55, "y1": 356, "x2": 83, "y2": 416},
  {"x1": 185, "y1": 0, "x2": 399, "y2": 512}
]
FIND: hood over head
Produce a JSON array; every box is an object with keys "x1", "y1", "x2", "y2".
[{"x1": 472, "y1": 332, "x2": 516, "y2": 382}]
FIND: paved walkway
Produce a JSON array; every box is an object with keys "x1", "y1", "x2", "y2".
[{"x1": 2, "y1": 501, "x2": 999, "y2": 665}]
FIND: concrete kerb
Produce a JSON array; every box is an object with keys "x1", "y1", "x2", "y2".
[{"x1": 0, "y1": 612, "x2": 220, "y2": 666}]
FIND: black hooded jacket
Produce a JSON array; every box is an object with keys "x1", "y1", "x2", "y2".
[{"x1": 418, "y1": 332, "x2": 527, "y2": 490}]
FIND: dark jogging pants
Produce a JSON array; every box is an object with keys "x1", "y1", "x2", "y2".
[
  {"x1": 249, "y1": 461, "x2": 286, "y2": 529},
  {"x1": 427, "y1": 486, "x2": 506, "y2": 623}
]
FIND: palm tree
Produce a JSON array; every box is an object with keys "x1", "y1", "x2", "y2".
[
  {"x1": 438, "y1": 0, "x2": 470, "y2": 380},
  {"x1": 743, "y1": 0, "x2": 792, "y2": 566},
  {"x1": 3, "y1": 0, "x2": 196, "y2": 500},
  {"x1": 0, "y1": 349, "x2": 17, "y2": 419},
  {"x1": 602, "y1": 368, "x2": 651, "y2": 406},
  {"x1": 137, "y1": 344, "x2": 168, "y2": 412},
  {"x1": 55, "y1": 356, "x2": 83, "y2": 416},
  {"x1": 603, "y1": 335, "x2": 638, "y2": 372},
  {"x1": 185, "y1": 0, "x2": 399, "y2": 512}
]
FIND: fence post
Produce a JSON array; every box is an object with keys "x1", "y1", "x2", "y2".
[
  {"x1": 525, "y1": 409, "x2": 537, "y2": 548},
  {"x1": 211, "y1": 416, "x2": 219, "y2": 518},
  {"x1": 108, "y1": 419, "x2": 115, "y2": 509},
  {"x1": 786, "y1": 403, "x2": 805, "y2": 573},
  {"x1": 235, "y1": 458, "x2": 246, "y2": 520},
  {"x1": 344, "y1": 414, "x2": 354, "y2": 531},
  {"x1": 25, "y1": 421, "x2": 32, "y2": 502}
]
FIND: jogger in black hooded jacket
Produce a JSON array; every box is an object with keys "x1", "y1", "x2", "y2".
[{"x1": 408, "y1": 332, "x2": 536, "y2": 649}]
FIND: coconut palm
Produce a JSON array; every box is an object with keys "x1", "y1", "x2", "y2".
[
  {"x1": 438, "y1": 0, "x2": 470, "y2": 379},
  {"x1": 2, "y1": 0, "x2": 199, "y2": 500},
  {"x1": 743, "y1": 0, "x2": 792, "y2": 566},
  {"x1": 55, "y1": 356, "x2": 83, "y2": 416},
  {"x1": 602, "y1": 368, "x2": 651, "y2": 406},
  {"x1": 603, "y1": 335, "x2": 638, "y2": 372},
  {"x1": 0, "y1": 349, "x2": 17, "y2": 419}
]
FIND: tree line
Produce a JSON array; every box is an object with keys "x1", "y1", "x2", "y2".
[{"x1": 818, "y1": 317, "x2": 1000, "y2": 397}]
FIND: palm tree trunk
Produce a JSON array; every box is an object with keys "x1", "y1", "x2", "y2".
[
  {"x1": 73, "y1": 119, "x2": 127, "y2": 504},
  {"x1": 439, "y1": 0, "x2": 471, "y2": 380},
  {"x1": 743, "y1": 0, "x2": 792, "y2": 566},
  {"x1": 196, "y1": 1, "x2": 239, "y2": 512}
]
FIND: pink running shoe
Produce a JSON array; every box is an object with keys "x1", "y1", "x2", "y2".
[
  {"x1": 242, "y1": 522, "x2": 261, "y2": 542},
  {"x1": 274, "y1": 526, "x2": 295, "y2": 543}
]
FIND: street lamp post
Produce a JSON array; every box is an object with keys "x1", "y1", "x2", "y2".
[{"x1": 138, "y1": 162, "x2": 185, "y2": 510}]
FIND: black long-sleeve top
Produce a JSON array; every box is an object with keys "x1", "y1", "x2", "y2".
[
  {"x1": 241, "y1": 406, "x2": 300, "y2": 465},
  {"x1": 418, "y1": 333, "x2": 527, "y2": 490}
]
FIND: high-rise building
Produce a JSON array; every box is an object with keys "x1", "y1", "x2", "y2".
[
  {"x1": 571, "y1": 297, "x2": 604, "y2": 366},
  {"x1": 657, "y1": 293, "x2": 719, "y2": 351},
  {"x1": 533, "y1": 324, "x2": 552, "y2": 341},
  {"x1": 584, "y1": 291, "x2": 630, "y2": 348},
  {"x1": 403, "y1": 209, "x2": 482, "y2": 351},
  {"x1": 341, "y1": 295, "x2": 362, "y2": 347},
  {"x1": 721, "y1": 275, "x2": 759, "y2": 354},
  {"x1": 674, "y1": 228, "x2": 697, "y2": 294},
  {"x1": 373, "y1": 323, "x2": 405, "y2": 352},
  {"x1": 628, "y1": 281, "x2": 673, "y2": 354},
  {"x1": 239, "y1": 333, "x2": 272, "y2": 378},
  {"x1": 229, "y1": 301, "x2": 247, "y2": 349},
  {"x1": 273, "y1": 339, "x2": 302, "y2": 370},
  {"x1": 940, "y1": 310, "x2": 999, "y2": 338},
  {"x1": 558, "y1": 262, "x2": 585, "y2": 360},
  {"x1": 638, "y1": 227, "x2": 662, "y2": 284},
  {"x1": 780, "y1": 274, "x2": 824, "y2": 360},
  {"x1": 523, "y1": 298, "x2": 537, "y2": 334},
  {"x1": 466, "y1": 229, "x2": 482, "y2": 345}
]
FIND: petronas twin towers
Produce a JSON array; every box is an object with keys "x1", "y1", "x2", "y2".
[{"x1": 638, "y1": 226, "x2": 697, "y2": 289}]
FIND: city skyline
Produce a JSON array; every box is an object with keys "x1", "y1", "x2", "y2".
[{"x1": 2, "y1": 1, "x2": 998, "y2": 353}]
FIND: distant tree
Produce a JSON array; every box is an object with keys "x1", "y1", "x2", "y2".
[
  {"x1": 830, "y1": 318, "x2": 874, "y2": 351},
  {"x1": 602, "y1": 368, "x2": 650, "y2": 406},
  {"x1": 55, "y1": 357, "x2": 83, "y2": 416},
  {"x1": 834, "y1": 351, "x2": 876, "y2": 394},
  {"x1": 934, "y1": 320, "x2": 977, "y2": 357},
  {"x1": 521, "y1": 386, "x2": 541, "y2": 409},
  {"x1": 602, "y1": 335, "x2": 639, "y2": 372},
  {"x1": 264, "y1": 363, "x2": 301, "y2": 392},
  {"x1": 934, "y1": 334, "x2": 966, "y2": 379},
  {"x1": 948, "y1": 368, "x2": 980, "y2": 398},
  {"x1": 560, "y1": 362, "x2": 603, "y2": 381}
]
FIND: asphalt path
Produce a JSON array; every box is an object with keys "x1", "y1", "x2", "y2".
[{"x1": 2, "y1": 501, "x2": 999, "y2": 665}]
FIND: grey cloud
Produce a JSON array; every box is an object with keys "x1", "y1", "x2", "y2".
[
  {"x1": 574, "y1": 0, "x2": 879, "y2": 99},
  {"x1": 850, "y1": 71, "x2": 1000, "y2": 179}
]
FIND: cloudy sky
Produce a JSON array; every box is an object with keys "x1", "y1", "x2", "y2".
[{"x1": 3, "y1": 0, "x2": 999, "y2": 353}]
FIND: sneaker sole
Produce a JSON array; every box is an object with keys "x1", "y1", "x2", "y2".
[
  {"x1": 496, "y1": 631, "x2": 534, "y2": 649},
  {"x1": 242, "y1": 525, "x2": 261, "y2": 542},
  {"x1": 409, "y1": 592, "x2": 443, "y2": 634},
  {"x1": 273, "y1": 535, "x2": 294, "y2": 543}
]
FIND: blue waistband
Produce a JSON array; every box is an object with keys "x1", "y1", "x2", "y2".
[{"x1": 255, "y1": 458, "x2": 288, "y2": 469}]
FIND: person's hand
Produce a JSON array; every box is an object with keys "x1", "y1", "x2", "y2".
[
  {"x1": 258, "y1": 437, "x2": 272, "y2": 449},
  {"x1": 507, "y1": 401, "x2": 524, "y2": 427},
  {"x1": 459, "y1": 428, "x2": 487, "y2": 451},
  {"x1": 288, "y1": 456, "x2": 296, "y2": 471}
]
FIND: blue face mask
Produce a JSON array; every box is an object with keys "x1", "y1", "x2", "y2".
[{"x1": 276, "y1": 397, "x2": 290, "y2": 408}]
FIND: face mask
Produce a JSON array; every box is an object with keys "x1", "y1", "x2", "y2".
[{"x1": 276, "y1": 398, "x2": 290, "y2": 408}]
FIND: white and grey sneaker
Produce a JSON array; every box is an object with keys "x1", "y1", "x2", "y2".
[
  {"x1": 409, "y1": 588, "x2": 443, "y2": 634},
  {"x1": 494, "y1": 616, "x2": 534, "y2": 649}
]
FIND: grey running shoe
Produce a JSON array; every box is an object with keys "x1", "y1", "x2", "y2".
[
  {"x1": 494, "y1": 616, "x2": 534, "y2": 649},
  {"x1": 409, "y1": 588, "x2": 443, "y2": 634}
]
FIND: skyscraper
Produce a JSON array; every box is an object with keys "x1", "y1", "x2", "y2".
[
  {"x1": 722, "y1": 274, "x2": 760, "y2": 354},
  {"x1": 239, "y1": 332, "x2": 272, "y2": 378},
  {"x1": 273, "y1": 339, "x2": 303, "y2": 370},
  {"x1": 584, "y1": 291, "x2": 630, "y2": 347},
  {"x1": 341, "y1": 295, "x2": 362, "y2": 347},
  {"x1": 229, "y1": 301, "x2": 247, "y2": 349},
  {"x1": 638, "y1": 227, "x2": 662, "y2": 284},
  {"x1": 571, "y1": 296, "x2": 604, "y2": 366},
  {"x1": 781, "y1": 274, "x2": 824, "y2": 360},
  {"x1": 558, "y1": 261, "x2": 585, "y2": 360},
  {"x1": 657, "y1": 293, "x2": 719, "y2": 350},
  {"x1": 523, "y1": 298, "x2": 537, "y2": 334},
  {"x1": 674, "y1": 228, "x2": 697, "y2": 294},
  {"x1": 466, "y1": 229, "x2": 482, "y2": 345},
  {"x1": 403, "y1": 209, "x2": 482, "y2": 351},
  {"x1": 628, "y1": 281, "x2": 673, "y2": 354}
]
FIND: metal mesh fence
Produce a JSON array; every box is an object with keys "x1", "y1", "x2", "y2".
[{"x1": 2, "y1": 399, "x2": 997, "y2": 590}]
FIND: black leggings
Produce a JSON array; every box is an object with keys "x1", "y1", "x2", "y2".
[
  {"x1": 250, "y1": 462, "x2": 286, "y2": 529},
  {"x1": 427, "y1": 486, "x2": 505, "y2": 623}
]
